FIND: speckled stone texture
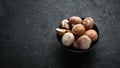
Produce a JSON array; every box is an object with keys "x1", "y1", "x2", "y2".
[{"x1": 0, "y1": 0, "x2": 120, "y2": 68}]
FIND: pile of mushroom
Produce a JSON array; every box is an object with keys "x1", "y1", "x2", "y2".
[{"x1": 56, "y1": 16, "x2": 98, "y2": 50}]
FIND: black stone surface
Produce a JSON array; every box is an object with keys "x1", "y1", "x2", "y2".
[{"x1": 0, "y1": 0, "x2": 120, "y2": 68}]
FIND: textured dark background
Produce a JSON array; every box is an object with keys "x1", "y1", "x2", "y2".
[{"x1": 0, "y1": 0, "x2": 120, "y2": 68}]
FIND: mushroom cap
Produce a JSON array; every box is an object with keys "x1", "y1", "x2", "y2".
[
  {"x1": 83, "y1": 17, "x2": 94, "y2": 29},
  {"x1": 77, "y1": 35, "x2": 92, "y2": 49},
  {"x1": 84, "y1": 29, "x2": 98, "y2": 41},
  {"x1": 72, "y1": 24, "x2": 85, "y2": 36},
  {"x1": 62, "y1": 32, "x2": 75, "y2": 46},
  {"x1": 69, "y1": 16, "x2": 82, "y2": 24}
]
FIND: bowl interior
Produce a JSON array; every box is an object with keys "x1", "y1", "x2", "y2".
[{"x1": 57, "y1": 18, "x2": 99, "y2": 53}]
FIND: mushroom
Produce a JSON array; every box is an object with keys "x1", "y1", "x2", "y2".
[
  {"x1": 56, "y1": 28, "x2": 66, "y2": 35},
  {"x1": 72, "y1": 40, "x2": 79, "y2": 49},
  {"x1": 83, "y1": 17, "x2": 94, "y2": 29},
  {"x1": 72, "y1": 24, "x2": 85, "y2": 36},
  {"x1": 62, "y1": 32, "x2": 75, "y2": 46},
  {"x1": 77, "y1": 35, "x2": 92, "y2": 49},
  {"x1": 84, "y1": 29, "x2": 98, "y2": 41},
  {"x1": 65, "y1": 30, "x2": 71, "y2": 33},
  {"x1": 69, "y1": 16, "x2": 82, "y2": 24},
  {"x1": 61, "y1": 19, "x2": 70, "y2": 29}
]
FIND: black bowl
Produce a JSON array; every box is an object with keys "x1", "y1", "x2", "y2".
[{"x1": 56, "y1": 18, "x2": 99, "y2": 53}]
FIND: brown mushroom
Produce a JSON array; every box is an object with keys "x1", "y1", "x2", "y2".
[
  {"x1": 72, "y1": 24, "x2": 85, "y2": 36},
  {"x1": 72, "y1": 40, "x2": 79, "y2": 49},
  {"x1": 84, "y1": 29, "x2": 98, "y2": 41},
  {"x1": 65, "y1": 30, "x2": 71, "y2": 33},
  {"x1": 77, "y1": 35, "x2": 92, "y2": 49},
  {"x1": 83, "y1": 17, "x2": 94, "y2": 29},
  {"x1": 69, "y1": 16, "x2": 82, "y2": 24}
]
